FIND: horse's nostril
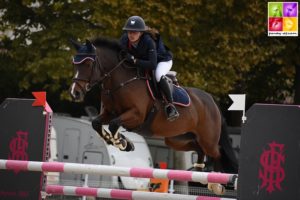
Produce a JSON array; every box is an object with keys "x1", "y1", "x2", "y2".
[
  {"x1": 86, "y1": 84, "x2": 91, "y2": 91},
  {"x1": 75, "y1": 91, "x2": 81, "y2": 98}
]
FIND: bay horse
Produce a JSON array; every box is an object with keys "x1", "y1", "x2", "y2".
[{"x1": 69, "y1": 38, "x2": 238, "y2": 181}]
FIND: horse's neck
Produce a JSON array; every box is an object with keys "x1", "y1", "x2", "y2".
[{"x1": 109, "y1": 66, "x2": 136, "y2": 88}]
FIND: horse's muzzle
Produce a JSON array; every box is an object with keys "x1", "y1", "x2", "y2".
[
  {"x1": 71, "y1": 90, "x2": 81, "y2": 101},
  {"x1": 69, "y1": 84, "x2": 85, "y2": 102}
]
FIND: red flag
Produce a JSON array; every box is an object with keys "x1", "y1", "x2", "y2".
[{"x1": 32, "y1": 91, "x2": 46, "y2": 107}]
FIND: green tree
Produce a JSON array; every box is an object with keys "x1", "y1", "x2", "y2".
[
  {"x1": 0, "y1": 0, "x2": 298, "y2": 117},
  {"x1": 0, "y1": 0, "x2": 99, "y2": 100}
]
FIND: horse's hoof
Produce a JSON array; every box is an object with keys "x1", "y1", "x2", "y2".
[
  {"x1": 110, "y1": 133, "x2": 135, "y2": 152},
  {"x1": 118, "y1": 139, "x2": 135, "y2": 152},
  {"x1": 125, "y1": 140, "x2": 135, "y2": 151},
  {"x1": 207, "y1": 183, "x2": 226, "y2": 195},
  {"x1": 193, "y1": 163, "x2": 205, "y2": 169}
]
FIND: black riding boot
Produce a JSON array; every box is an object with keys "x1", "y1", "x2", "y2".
[{"x1": 159, "y1": 76, "x2": 179, "y2": 121}]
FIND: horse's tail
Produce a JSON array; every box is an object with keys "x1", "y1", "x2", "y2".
[{"x1": 219, "y1": 118, "x2": 239, "y2": 173}]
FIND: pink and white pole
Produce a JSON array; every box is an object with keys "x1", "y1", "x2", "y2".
[
  {"x1": 46, "y1": 185, "x2": 236, "y2": 200},
  {"x1": 0, "y1": 159, "x2": 237, "y2": 186}
]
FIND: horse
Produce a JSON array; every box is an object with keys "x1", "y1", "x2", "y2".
[{"x1": 69, "y1": 38, "x2": 238, "y2": 193}]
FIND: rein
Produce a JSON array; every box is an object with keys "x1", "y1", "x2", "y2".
[
  {"x1": 96, "y1": 55, "x2": 147, "y2": 95},
  {"x1": 96, "y1": 56, "x2": 126, "y2": 83}
]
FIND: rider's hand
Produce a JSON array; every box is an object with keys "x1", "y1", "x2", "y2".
[{"x1": 125, "y1": 53, "x2": 136, "y2": 64}]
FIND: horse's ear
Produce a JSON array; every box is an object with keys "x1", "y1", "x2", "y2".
[
  {"x1": 69, "y1": 38, "x2": 81, "y2": 51},
  {"x1": 86, "y1": 39, "x2": 93, "y2": 51}
]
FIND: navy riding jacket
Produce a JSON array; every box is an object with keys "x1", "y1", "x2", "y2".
[{"x1": 120, "y1": 33, "x2": 172, "y2": 70}]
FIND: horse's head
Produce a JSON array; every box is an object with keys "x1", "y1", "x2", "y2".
[
  {"x1": 69, "y1": 39, "x2": 96, "y2": 101},
  {"x1": 69, "y1": 37, "x2": 135, "y2": 102}
]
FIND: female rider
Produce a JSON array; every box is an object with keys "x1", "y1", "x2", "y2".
[{"x1": 119, "y1": 16, "x2": 179, "y2": 121}]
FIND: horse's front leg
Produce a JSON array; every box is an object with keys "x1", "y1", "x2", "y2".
[
  {"x1": 104, "y1": 109, "x2": 142, "y2": 152},
  {"x1": 100, "y1": 117, "x2": 134, "y2": 152},
  {"x1": 91, "y1": 110, "x2": 114, "y2": 145},
  {"x1": 103, "y1": 117, "x2": 133, "y2": 152}
]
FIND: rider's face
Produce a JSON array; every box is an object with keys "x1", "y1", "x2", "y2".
[{"x1": 127, "y1": 31, "x2": 142, "y2": 43}]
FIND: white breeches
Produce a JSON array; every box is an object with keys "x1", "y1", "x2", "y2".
[{"x1": 155, "y1": 60, "x2": 173, "y2": 82}]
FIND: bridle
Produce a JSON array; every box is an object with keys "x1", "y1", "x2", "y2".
[
  {"x1": 72, "y1": 50, "x2": 145, "y2": 97},
  {"x1": 71, "y1": 55, "x2": 97, "y2": 97}
]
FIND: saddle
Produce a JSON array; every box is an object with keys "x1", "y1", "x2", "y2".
[
  {"x1": 146, "y1": 71, "x2": 190, "y2": 107},
  {"x1": 132, "y1": 71, "x2": 190, "y2": 137}
]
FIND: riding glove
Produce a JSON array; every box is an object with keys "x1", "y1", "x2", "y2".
[{"x1": 125, "y1": 53, "x2": 136, "y2": 64}]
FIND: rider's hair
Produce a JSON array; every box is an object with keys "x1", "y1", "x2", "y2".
[{"x1": 145, "y1": 26, "x2": 159, "y2": 41}]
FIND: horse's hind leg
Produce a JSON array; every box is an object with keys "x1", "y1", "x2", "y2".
[
  {"x1": 193, "y1": 149, "x2": 206, "y2": 170},
  {"x1": 196, "y1": 130, "x2": 226, "y2": 195},
  {"x1": 164, "y1": 133, "x2": 206, "y2": 170},
  {"x1": 197, "y1": 137, "x2": 222, "y2": 171},
  {"x1": 164, "y1": 133, "x2": 195, "y2": 151}
]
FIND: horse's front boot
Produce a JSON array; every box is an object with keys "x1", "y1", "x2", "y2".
[
  {"x1": 108, "y1": 118, "x2": 135, "y2": 151},
  {"x1": 113, "y1": 132, "x2": 135, "y2": 152},
  {"x1": 101, "y1": 126, "x2": 114, "y2": 145},
  {"x1": 92, "y1": 116, "x2": 113, "y2": 145}
]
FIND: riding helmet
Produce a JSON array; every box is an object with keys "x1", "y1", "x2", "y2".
[{"x1": 122, "y1": 16, "x2": 147, "y2": 31}]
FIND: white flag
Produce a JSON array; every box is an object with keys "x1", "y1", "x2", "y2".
[{"x1": 228, "y1": 94, "x2": 246, "y2": 111}]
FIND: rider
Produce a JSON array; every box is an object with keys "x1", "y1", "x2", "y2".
[{"x1": 120, "y1": 15, "x2": 179, "y2": 121}]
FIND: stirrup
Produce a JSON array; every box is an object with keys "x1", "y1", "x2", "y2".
[{"x1": 165, "y1": 104, "x2": 179, "y2": 121}]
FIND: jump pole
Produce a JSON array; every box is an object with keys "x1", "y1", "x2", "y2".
[
  {"x1": 46, "y1": 185, "x2": 236, "y2": 200},
  {"x1": 0, "y1": 159, "x2": 237, "y2": 186}
]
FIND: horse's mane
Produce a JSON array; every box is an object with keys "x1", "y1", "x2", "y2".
[{"x1": 92, "y1": 37, "x2": 123, "y2": 53}]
